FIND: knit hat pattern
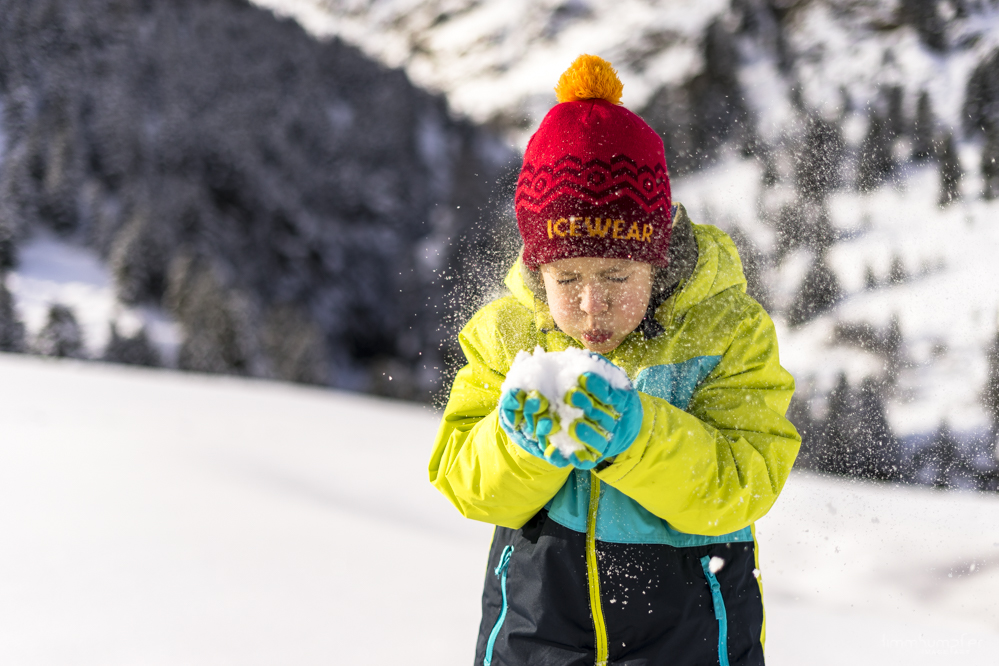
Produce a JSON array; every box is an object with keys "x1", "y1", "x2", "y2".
[{"x1": 516, "y1": 55, "x2": 672, "y2": 269}]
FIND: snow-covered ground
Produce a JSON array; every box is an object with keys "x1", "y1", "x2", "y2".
[{"x1": 1, "y1": 352, "x2": 996, "y2": 664}]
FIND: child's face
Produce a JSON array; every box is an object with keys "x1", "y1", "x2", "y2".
[{"x1": 540, "y1": 257, "x2": 653, "y2": 354}]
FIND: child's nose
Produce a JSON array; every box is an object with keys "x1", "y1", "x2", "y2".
[{"x1": 579, "y1": 283, "x2": 609, "y2": 315}]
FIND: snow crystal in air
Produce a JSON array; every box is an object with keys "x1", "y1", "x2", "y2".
[{"x1": 708, "y1": 556, "x2": 725, "y2": 574}]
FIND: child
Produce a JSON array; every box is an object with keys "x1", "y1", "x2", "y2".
[{"x1": 429, "y1": 55, "x2": 800, "y2": 666}]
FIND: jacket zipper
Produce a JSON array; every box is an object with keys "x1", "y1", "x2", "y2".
[
  {"x1": 586, "y1": 473, "x2": 609, "y2": 665},
  {"x1": 484, "y1": 545, "x2": 514, "y2": 666}
]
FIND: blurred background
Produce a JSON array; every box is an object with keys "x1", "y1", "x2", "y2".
[{"x1": 1, "y1": 0, "x2": 998, "y2": 663}]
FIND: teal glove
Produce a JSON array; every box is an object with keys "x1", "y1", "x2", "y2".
[
  {"x1": 498, "y1": 388, "x2": 603, "y2": 469},
  {"x1": 498, "y1": 388, "x2": 568, "y2": 467},
  {"x1": 563, "y1": 371, "x2": 643, "y2": 465}
]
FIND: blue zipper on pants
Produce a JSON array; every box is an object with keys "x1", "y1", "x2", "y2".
[
  {"x1": 700, "y1": 555, "x2": 730, "y2": 666},
  {"x1": 484, "y1": 545, "x2": 514, "y2": 666}
]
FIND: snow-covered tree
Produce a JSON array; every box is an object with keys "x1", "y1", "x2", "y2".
[
  {"x1": 103, "y1": 323, "x2": 161, "y2": 368},
  {"x1": 938, "y1": 132, "x2": 962, "y2": 205},
  {"x1": 35, "y1": 303, "x2": 85, "y2": 358},
  {"x1": 261, "y1": 304, "x2": 329, "y2": 385},
  {"x1": 912, "y1": 91, "x2": 936, "y2": 161},
  {"x1": 787, "y1": 255, "x2": 842, "y2": 327},
  {"x1": 912, "y1": 423, "x2": 966, "y2": 488},
  {"x1": 857, "y1": 111, "x2": 896, "y2": 192},
  {"x1": 855, "y1": 377, "x2": 902, "y2": 481},
  {"x1": 795, "y1": 115, "x2": 845, "y2": 202},
  {"x1": 984, "y1": 328, "x2": 999, "y2": 457},
  {"x1": 0, "y1": 275, "x2": 26, "y2": 352}
]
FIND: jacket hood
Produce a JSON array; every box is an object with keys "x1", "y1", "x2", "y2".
[{"x1": 503, "y1": 203, "x2": 748, "y2": 332}]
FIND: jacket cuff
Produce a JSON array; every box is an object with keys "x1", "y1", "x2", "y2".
[{"x1": 595, "y1": 392, "x2": 658, "y2": 484}]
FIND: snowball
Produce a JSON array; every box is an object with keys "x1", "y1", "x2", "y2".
[{"x1": 501, "y1": 346, "x2": 632, "y2": 457}]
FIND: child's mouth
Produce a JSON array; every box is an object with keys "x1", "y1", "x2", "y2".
[{"x1": 582, "y1": 329, "x2": 612, "y2": 344}]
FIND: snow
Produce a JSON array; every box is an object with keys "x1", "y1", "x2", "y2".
[
  {"x1": 5, "y1": 230, "x2": 182, "y2": 364},
  {"x1": 672, "y1": 146, "x2": 999, "y2": 441},
  {"x1": 251, "y1": 0, "x2": 731, "y2": 146},
  {"x1": 501, "y1": 346, "x2": 632, "y2": 456},
  {"x1": 1, "y1": 352, "x2": 997, "y2": 664}
]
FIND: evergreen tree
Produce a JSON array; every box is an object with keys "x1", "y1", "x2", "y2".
[
  {"x1": 819, "y1": 373, "x2": 856, "y2": 475},
  {"x1": 982, "y1": 126, "x2": 999, "y2": 200},
  {"x1": 885, "y1": 85, "x2": 906, "y2": 141},
  {"x1": 855, "y1": 377, "x2": 903, "y2": 480},
  {"x1": 984, "y1": 329, "x2": 999, "y2": 459},
  {"x1": 167, "y1": 256, "x2": 261, "y2": 377},
  {"x1": 261, "y1": 304, "x2": 329, "y2": 385},
  {"x1": 888, "y1": 256, "x2": 907, "y2": 285},
  {"x1": 0, "y1": 214, "x2": 16, "y2": 271},
  {"x1": 912, "y1": 422, "x2": 963, "y2": 488},
  {"x1": 938, "y1": 132, "x2": 962, "y2": 205},
  {"x1": 963, "y1": 48, "x2": 999, "y2": 138},
  {"x1": 103, "y1": 323, "x2": 161, "y2": 367},
  {"x1": 0, "y1": 275, "x2": 27, "y2": 352},
  {"x1": 110, "y1": 212, "x2": 168, "y2": 305},
  {"x1": 857, "y1": 111, "x2": 895, "y2": 192},
  {"x1": 786, "y1": 255, "x2": 842, "y2": 326},
  {"x1": 912, "y1": 91, "x2": 936, "y2": 161},
  {"x1": 761, "y1": 151, "x2": 780, "y2": 188},
  {"x1": 35, "y1": 303, "x2": 85, "y2": 358},
  {"x1": 795, "y1": 115, "x2": 844, "y2": 201},
  {"x1": 864, "y1": 266, "x2": 878, "y2": 290},
  {"x1": 884, "y1": 314, "x2": 903, "y2": 383},
  {"x1": 899, "y1": 0, "x2": 946, "y2": 51},
  {"x1": 773, "y1": 203, "x2": 803, "y2": 263}
]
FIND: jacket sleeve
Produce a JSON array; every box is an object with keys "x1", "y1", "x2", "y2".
[
  {"x1": 428, "y1": 309, "x2": 573, "y2": 529},
  {"x1": 595, "y1": 304, "x2": 801, "y2": 536}
]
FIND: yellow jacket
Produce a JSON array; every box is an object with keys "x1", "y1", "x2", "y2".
[{"x1": 429, "y1": 220, "x2": 800, "y2": 535}]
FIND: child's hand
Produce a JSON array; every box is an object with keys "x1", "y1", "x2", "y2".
[
  {"x1": 564, "y1": 372, "x2": 643, "y2": 463},
  {"x1": 498, "y1": 388, "x2": 569, "y2": 467}
]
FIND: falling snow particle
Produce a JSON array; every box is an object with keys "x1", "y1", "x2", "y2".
[{"x1": 709, "y1": 556, "x2": 725, "y2": 574}]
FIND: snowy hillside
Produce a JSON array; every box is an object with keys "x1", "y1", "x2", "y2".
[
  {"x1": 1, "y1": 353, "x2": 997, "y2": 664},
  {"x1": 253, "y1": 0, "x2": 999, "y2": 482},
  {"x1": 0, "y1": 0, "x2": 514, "y2": 398}
]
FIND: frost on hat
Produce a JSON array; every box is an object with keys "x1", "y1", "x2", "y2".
[{"x1": 515, "y1": 55, "x2": 673, "y2": 269}]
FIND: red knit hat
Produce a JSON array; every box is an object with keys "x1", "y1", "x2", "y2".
[{"x1": 515, "y1": 55, "x2": 672, "y2": 269}]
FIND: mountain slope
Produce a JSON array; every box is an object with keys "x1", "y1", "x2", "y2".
[
  {"x1": 257, "y1": 0, "x2": 999, "y2": 482},
  {"x1": 0, "y1": 0, "x2": 515, "y2": 397}
]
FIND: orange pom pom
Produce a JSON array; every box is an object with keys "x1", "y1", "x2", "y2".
[{"x1": 554, "y1": 54, "x2": 624, "y2": 105}]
